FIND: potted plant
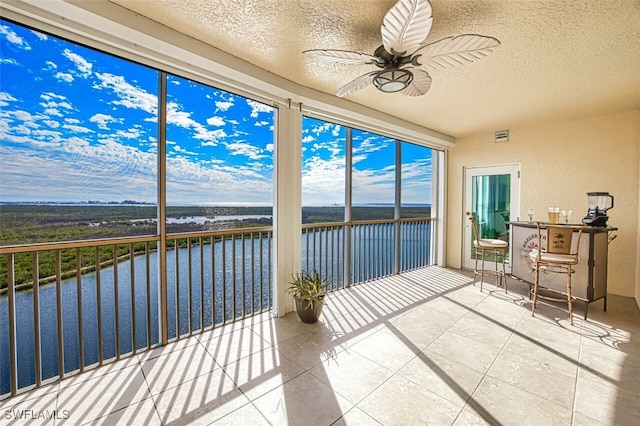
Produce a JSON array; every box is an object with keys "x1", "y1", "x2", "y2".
[{"x1": 287, "y1": 270, "x2": 329, "y2": 323}]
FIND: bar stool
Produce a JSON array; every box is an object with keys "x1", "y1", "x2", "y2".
[
  {"x1": 468, "y1": 214, "x2": 508, "y2": 293},
  {"x1": 529, "y1": 222, "x2": 586, "y2": 325}
]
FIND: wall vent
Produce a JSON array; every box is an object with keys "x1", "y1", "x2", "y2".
[{"x1": 495, "y1": 129, "x2": 509, "y2": 143}]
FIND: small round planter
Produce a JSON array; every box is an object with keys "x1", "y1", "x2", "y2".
[{"x1": 294, "y1": 296, "x2": 324, "y2": 323}]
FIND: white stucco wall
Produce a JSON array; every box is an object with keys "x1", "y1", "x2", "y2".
[{"x1": 446, "y1": 111, "x2": 640, "y2": 300}]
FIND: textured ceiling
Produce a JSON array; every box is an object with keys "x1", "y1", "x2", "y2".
[{"x1": 107, "y1": 0, "x2": 640, "y2": 138}]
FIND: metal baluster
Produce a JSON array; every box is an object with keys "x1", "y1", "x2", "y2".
[
  {"x1": 232, "y1": 234, "x2": 237, "y2": 321},
  {"x1": 241, "y1": 233, "x2": 246, "y2": 319},
  {"x1": 75, "y1": 248, "x2": 84, "y2": 372},
  {"x1": 7, "y1": 254, "x2": 17, "y2": 396},
  {"x1": 33, "y1": 253, "x2": 42, "y2": 386},
  {"x1": 113, "y1": 245, "x2": 120, "y2": 360},
  {"x1": 129, "y1": 243, "x2": 136, "y2": 355},
  {"x1": 211, "y1": 236, "x2": 216, "y2": 327},
  {"x1": 268, "y1": 232, "x2": 272, "y2": 309},
  {"x1": 259, "y1": 232, "x2": 263, "y2": 312},
  {"x1": 175, "y1": 239, "x2": 180, "y2": 338},
  {"x1": 145, "y1": 242, "x2": 152, "y2": 349},
  {"x1": 250, "y1": 233, "x2": 255, "y2": 315},
  {"x1": 199, "y1": 237, "x2": 204, "y2": 332},
  {"x1": 95, "y1": 247, "x2": 103, "y2": 365},
  {"x1": 187, "y1": 238, "x2": 193, "y2": 336},
  {"x1": 55, "y1": 250, "x2": 64, "y2": 379},
  {"x1": 222, "y1": 236, "x2": 227, "y2": 323}
]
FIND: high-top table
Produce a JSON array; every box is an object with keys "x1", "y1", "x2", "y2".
[{"x1": 506, "y1": 221, "x2": 617, "y2": 318}]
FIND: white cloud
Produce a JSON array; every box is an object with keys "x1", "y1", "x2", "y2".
[
  {"x1": 30, "y1": 30, "x2": 48, "y2": 41},
  {"x1": 0, "y1": 58, "x2": 18, "y2": 65},
  {"x1": 353, "y1": 137, "x2": 389, "y2": 154},
  {"x1": 90, "y1": 113, "x2": 118, "y2": 130},
  {"x1": 166, "y1": 101, "x2": 227, "y2": 146},
  {"x1": 94, "y1": 72, "x2": 157, "y2": 115},
  {"x1": 215, "y1": 100, "x2": 234, "y2": 112},
  {"x1": 45, "y1": 61, "x2": 57, "y2": 69},
  {"x1": 62, "y1": 124, "x2": 93, "y2": 133},
  {"x1": 40, "y1": 92, "x2": 66, "y2": 101},
  {"x1": 206, "y1": 116, "x2": 225, "y2": 126},
  {"x1": 246, "y1": 99, "x2": 273, "y2": 118},
  {"x1": 13, "y1": 110, "x2": 35, "y2": 122},
  {"x1": 116, "y1": 127, "x2": 143, "y2": 139},
  {"x1": 55, "y1": 72, "x2": 74, "y2": 83},
  {"x1": 225, "y1": 141, "x2": 267, "y2": 160},
  {"x1": 63, "y1": 49, "x2": 93, "y2": 77},
  {"x1": 0, "y1": 92, "x2": 17, "y2": 108},
  {"x1": 302, "y1": 155, "x2": 345, "y2": 205},
  {"x1": 265, "y1": 143, "x2": 274, "y2": 152},
  {"x1": 44, "y1": 120, "x2": 60, "y2": 128},
  {"x1": 0, "y1": 24, "x2": 30, "y2": 50},
  {"x1": 302, "y1": 135, "x2": 315, "y2": 144},
  {"x1": 255, "y1": 120, "x2": 270, "y2": 127}
]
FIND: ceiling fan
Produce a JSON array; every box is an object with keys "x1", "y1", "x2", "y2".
[{"x1": 303, "y1": 0, "x2": 500, "y2": 97}]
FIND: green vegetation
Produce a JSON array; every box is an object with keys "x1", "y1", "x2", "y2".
[{"x1": 1, "y1": 204, "x2": 430, "y2": 290}]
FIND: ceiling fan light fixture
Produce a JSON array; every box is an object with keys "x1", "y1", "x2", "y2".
[{"x1": 373, "y1": 69, "x2": 413, "y2": 93}]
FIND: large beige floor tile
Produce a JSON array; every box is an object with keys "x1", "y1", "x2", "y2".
[
  {"x1": 223, "y1": 346, "x2": 305, "y2": 400},
  {"x1": 571, "y1": 412, "x2": 607, "y2": 425},
  {"x1": 575, "y1": 372, "x2": 640, "y2": 425},
  {"x1": 387, "y1": 306, "x2": 454, "y2": 350},
  {"x1": 333, "y1": 407, "x2": 383, "y2": 426},
  {"x1": 246, "y1": 312, "x2": 334, "y2": 347},
  {"x1": 323, "y1": 313, "x2": 386, "y2": 349},
  {"x1": 199, "y1": 325, "x2": 272, "y2": 367},
  {"x1": 397, "y1": 351, "x2": 485, "y2": 407},
  {"x1": 358, "y1": 375, "x2": 462, "y2": 425},
  {"x1": 252, "y1": 371, "x2": 353, "y2": 426},
  {"x1": 487, "y1": 350, "x2": 577, "y2": 408},
  {"x1": 500, "y1": 334, "x2": 579, "y2": 374},
  {"x1": 274, "y1": 328, "x2": 346, "y2": 370},
  {"x1": 56, "y1": 365, "x2": 150, "y2": 424},
  {"x1": 348, "y1": 326, "x2": 421, "y2": 372},
  {"x1": 448, "y1": 312, "x2": 514, "y2": 349},
  {"x1": 57, "y1": 356, "x2": 140, "y2": 390},
  {"x1": 210, "y1": 403, "x2": 270, "y2": 425},
  {"x1": 87, "y1": 397, "x2": 161, "y2": 425},
  {"x1": 141, "y1": 342, "x2": 219, "y2": 395},
  {"x1": 424, "y1": 330, "x2": 502, "y2": 374},
  {"x1": 309, "y1": 348, "x2": 394, "y2": 404},
  {"x1": 152, "y1": 367, "x2": 249, "y2": 425},
  {"x1": 136, "y1": 334, "x2": 201, "y2": 363},
  {"x1": 465, "y1": 376, "x2": 572, "y2": 425},
  {"x1": 578, "y1": 349, "x2": 640, "y2": 396}
]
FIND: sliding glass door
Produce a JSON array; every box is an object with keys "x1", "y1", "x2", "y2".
[{"x1": 464, "y1": 164, "x2": 520, "y2": 272}]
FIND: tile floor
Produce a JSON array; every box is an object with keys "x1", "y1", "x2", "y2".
[{"x1": 2, "y1": 267, "x2": 639, "y2": 425}]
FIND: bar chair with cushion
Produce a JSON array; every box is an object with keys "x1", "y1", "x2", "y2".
[
  {"x1": 468, "y1": 213, "x2": 508, "y2": 293},
  {"x1": 529, "y1": 222, "x2": 586, "y2": 325}
]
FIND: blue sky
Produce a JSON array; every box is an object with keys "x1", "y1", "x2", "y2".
[{"x1": 0, "y1": 19, "x2": 431, "y2": 207}]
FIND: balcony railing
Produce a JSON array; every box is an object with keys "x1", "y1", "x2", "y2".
[
  {"x1": 302, "y1": 217, "x2": 434, "y2": 286},
  {"x1": 1, "y1": 217, "x2": 433, "y2": 399}
]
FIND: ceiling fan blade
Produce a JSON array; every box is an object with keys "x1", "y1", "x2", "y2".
[
  {"x1": 401, "y1": 68, "x2": 432, "y2": 97},
  {"x1": 303, "y1": 49, "x2": 380, "y2": 65},
  {"x1": 381, "y1": 0, "x2": 433, "y2": 57},
  {"x1": 336, "y1": 72, "x2": 377, "y2": 97},
  {"x1": 412, "y1": 34, "x2": 501, "y2": 70}
]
